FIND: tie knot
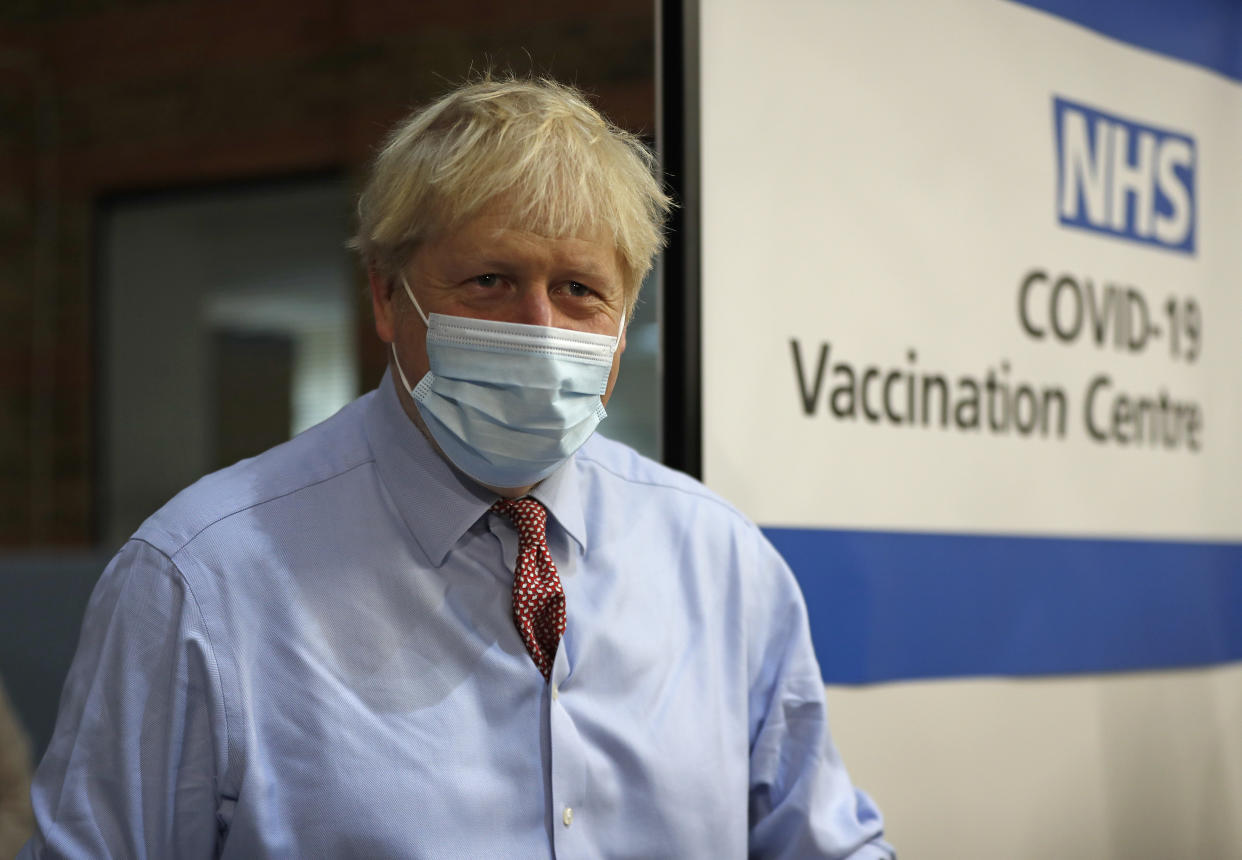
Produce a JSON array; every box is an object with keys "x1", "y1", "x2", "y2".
[{"x1": 491, "y1": 497, "x2": 548, "y2": 536}]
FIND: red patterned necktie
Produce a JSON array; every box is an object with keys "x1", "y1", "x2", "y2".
[{"x1": 492, "y1": 497, "x2": 565, "y2": 680}]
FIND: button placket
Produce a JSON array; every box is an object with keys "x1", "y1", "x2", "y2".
[{"x1": 548, "y1": 661, "x2": 586, "y2": 855}]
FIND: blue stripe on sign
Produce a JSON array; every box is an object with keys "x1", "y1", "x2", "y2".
[
  {"x1": 763, "y1": 527, "x2": 1242, "y2": 683},
  {"x1": 1009, "y1": 1, "x2": 1242, "y2": 83}
]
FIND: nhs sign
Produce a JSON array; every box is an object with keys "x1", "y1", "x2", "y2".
[{"x1": 1053, "y1": 96, "x2": 1196, "y2": 254}]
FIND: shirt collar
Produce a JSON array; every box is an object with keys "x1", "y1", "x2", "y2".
[
  {"x1": 365, "y1": 369, "x2": 588, "y2": 564},
  {"x1": 530, "y1": 445, "x2": 587, "y2": 554}
]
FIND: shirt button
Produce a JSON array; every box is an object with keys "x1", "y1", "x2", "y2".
[
  {"x1": 562, "y1": 806, "x2": 574, "y2": 828},
  {"x1": 551, "y1": 683, "x2": 559, "y2": 701}
]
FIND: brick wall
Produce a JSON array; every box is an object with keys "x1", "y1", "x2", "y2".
[{"x1": 0, "y1": 0, "x2": 656, "y2": 547}]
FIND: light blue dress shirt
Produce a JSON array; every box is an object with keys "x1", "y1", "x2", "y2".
[{"x1": 23, "y1": 372, "x2": 893, "y2": 859}]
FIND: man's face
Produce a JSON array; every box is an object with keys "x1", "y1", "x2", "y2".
[{"x1": 369, "y1": 204, "x2": 628, "y2": 484}]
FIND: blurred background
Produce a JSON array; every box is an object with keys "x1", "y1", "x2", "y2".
[{"x1": 0, "y1": 0, "x2": 662, "y2": 824}]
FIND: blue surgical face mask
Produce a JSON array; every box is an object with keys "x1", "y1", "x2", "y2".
[{"x1": 391, "y1": 276, "x2": 623, "y2": 489}]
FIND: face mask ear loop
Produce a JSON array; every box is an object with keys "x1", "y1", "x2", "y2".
[
  {"x1": 612, "y1": 304, "x2": 627, "y2": 355},
  {"x1": 391, "y1": 342, "x2": 416, "y2": 394},
  {"x1": 400, "y1": 274, "x2": 430, "y2": 326}
]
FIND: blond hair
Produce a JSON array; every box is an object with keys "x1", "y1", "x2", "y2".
[{"x1": 351, "y1": 76, "x2": 671, "y2": 304}]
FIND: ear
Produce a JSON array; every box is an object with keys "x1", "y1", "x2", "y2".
[{"x1": 368, "y1": 268, "x2": 397, "y2": 344}]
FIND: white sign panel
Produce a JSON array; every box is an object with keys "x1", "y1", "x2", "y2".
[{"x1": 701, "y1": 0, "x2": 1241, "y2": 541}]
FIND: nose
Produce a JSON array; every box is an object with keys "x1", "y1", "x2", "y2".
[{"x1": 509, "y1": 285, "x2": 554, "y2": 327}]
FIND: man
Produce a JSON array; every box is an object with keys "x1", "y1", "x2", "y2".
[{"x1": 23, "y1": 77, "x2": 892, "y2": 858}]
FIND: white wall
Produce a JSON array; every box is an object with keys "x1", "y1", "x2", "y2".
[{"x1": 828, "y1": 664, "x2": 1242, "y2": 858}]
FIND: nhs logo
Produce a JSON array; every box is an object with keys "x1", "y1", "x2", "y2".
[{"x1": 1053, "y1": 96, "x2": 1196, "y2": 254}]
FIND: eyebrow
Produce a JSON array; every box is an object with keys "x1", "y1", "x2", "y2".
[
  {"x1": 474, "y1": 256, "x2": 617, "y2": 286},
  {"x1": 559, "y1": 262, "x2": 615, "y2": 283}
]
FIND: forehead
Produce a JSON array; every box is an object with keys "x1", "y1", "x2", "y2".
[{"x1": 424, "y1": 206, "x2": 621, "y2": 278}]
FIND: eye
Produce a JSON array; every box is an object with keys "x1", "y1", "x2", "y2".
[
  {"x1": 467, "y1": 273, "x2": 501, "y2": 288},
  {"x1": 565, "y1": 281, "x2": 594, "y2": 298}
]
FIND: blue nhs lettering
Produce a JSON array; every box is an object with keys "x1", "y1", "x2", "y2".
[{"x1": 1054, "y1": 97, "x2": 1196, "y2": 254}]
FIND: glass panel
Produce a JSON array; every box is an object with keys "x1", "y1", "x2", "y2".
[{"x1": 99, "y1": 178, "x2": 356, "y2": 549}]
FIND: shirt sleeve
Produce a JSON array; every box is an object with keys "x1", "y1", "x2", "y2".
[
  {"x1": 20, "y1": 540, "x2": 226, "y2": 859},
  {"x1": 745, "y1": 530, "x2": 895, "y2": 860}
]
